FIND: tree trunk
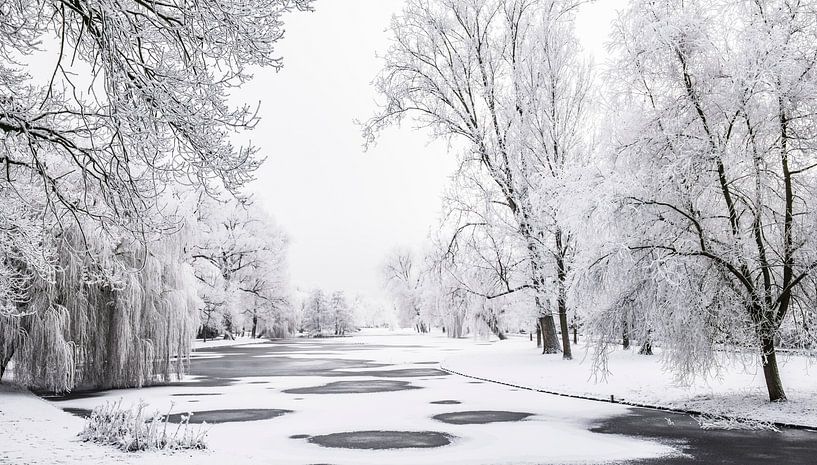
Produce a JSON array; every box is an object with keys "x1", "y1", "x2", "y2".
[
  {"x1": 558, "y1": 308, "x2": 571, "y2": 359},
  {"x1": 638, "y1": 337, "x2": 652, "y2": 355},
  {"x1": 573, "y1": 324, "x2": 577, "y2": 344},
  {"x1": 203, "y1": 312, "x2": 212, "y2": 343},
  {"x1": 0, "y1": 346, "x2": 15, "y2": 382},
  {"x1": 539, "y1": 315, "x2": 560, "y2": 354},
  {"x1": 484, "y1": 314, "x2": 506, "y2": 340},
  {"x1": 761, "y1": 334, "x2": 786, "y2": 402},
  {"x1": 521, "y1": 222, "x2": 558, "y2": 353},
  {"x1": 536, "y1": 325, "x2": 542, "y2": 348},
  {"x1": 251, "y1": 315, "x2": 258, "y2": 339},
  {"x1": 622, "y1": 321, "x2": 630, "y2": 350},
  {"x1": 555, "y1": 230, "x2": 572, "y2": 360}
]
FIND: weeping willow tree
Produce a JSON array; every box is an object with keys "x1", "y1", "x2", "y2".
[
  {"x1": 4, "y1": 225, "x2": 199, "y2": 393},
  {"x1": 0, "y1": 0, "x2": 312, "y2": 392}
]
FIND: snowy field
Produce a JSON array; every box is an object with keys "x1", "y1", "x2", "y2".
[{"x1": 443, "y1": 335, "x2": 817, "y2": 428}]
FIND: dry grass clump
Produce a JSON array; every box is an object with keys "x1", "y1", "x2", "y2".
[{"x1": 79, "y1": 400, "x2": 207, "y2": 452}]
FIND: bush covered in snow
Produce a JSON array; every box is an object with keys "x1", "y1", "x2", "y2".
[{"x1": 79, "y1": 400, "x2": 207, "y2": 452}]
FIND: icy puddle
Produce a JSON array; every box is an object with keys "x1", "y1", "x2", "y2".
[
  {"x1": 306, "y1": 430, "x2": 455, "y2": 449},
  {"x1": 432, "y1": 410, "x2": 533, "y2": 424}
]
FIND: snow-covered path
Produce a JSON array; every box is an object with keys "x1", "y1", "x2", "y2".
[{"x1": 5, "y1": 331, "x2": 816, "y2": 464}]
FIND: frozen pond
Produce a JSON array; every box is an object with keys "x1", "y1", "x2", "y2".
[{"x1": 44, "y1": 333, "x2": 817, "y2": 465}]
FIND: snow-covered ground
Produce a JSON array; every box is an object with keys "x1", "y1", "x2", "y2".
[
  {"x1": 0, "y1": 384, "x2": 122, "y2": 465},
  {"x1": 1, "y1": 329, "x2": 679, "y2": 465},
  {"x1": 442, "y1": 335, "x2": 817, "y2": 428},
  {"x1": 3, "y1": 329, "x2": 815, "y2": 465}
]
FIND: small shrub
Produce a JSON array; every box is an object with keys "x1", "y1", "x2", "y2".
[{"x1": 79, "y1": 399, "x2": 208, "y2": 452}]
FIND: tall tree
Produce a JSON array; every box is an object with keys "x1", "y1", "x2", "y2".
[
  {"x1": 382, "y1": 248, "x2": 428, "y2": 332},
  {"x1": 429, "y1": 167, "x2": 533, "y2": 340},
  {"x1": 365, "y1": 0, "x2": 589, "y2": 357},
  {"x1": 328, "y1": 291, "x2": 355, "y2": 336},
  {"x1": 191, "y1": 195, "x2": 290, "y2": 340},
  {"x1": 2, "y1": 223, "x2": 199, "y2": 392},
  {"x1": 302, "y1": 289, "x2": 328, "y2": 336},
  {"x1": 575, "y1": 0, "x2": 817, "y2": 402}
]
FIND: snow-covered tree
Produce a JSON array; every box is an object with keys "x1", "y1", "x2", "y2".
[
  {"x1": 365, "y1": 0, "x2": 591, "y2": 357},
  {"x1": 0, "y1": 0, "x2": 311, "y2": 390},
  {"x1": 381, "y1": 248, "x2": 428, "y2": 332},
  {"x1": 190, "y1": 195, "x2": 290, "y2": 341},
  {"x1": 428, "y1": 161, "x2": 539, "y2": 340},
  {"x1": 573, "y1": 0, "x2": 817, "y2": 402},
  {"x1": 301, "y1": 289, "x2": 329, "y2": 336},
  {"x1": 1, "y1": 223, "x2": 199, "y2": 392},
  {"x1": 0, "y1": 0, "x2": 313, "y2": 231},
  {"x1": 328, "y1": 291, "x2": 355, "y2": 336}
]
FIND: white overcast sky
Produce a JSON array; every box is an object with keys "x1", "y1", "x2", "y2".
[{"x1": 243, "y1": 0, "x2": 627, "y2": 299}]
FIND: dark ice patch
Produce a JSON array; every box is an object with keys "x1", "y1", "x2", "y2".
[
  {"x1": 290, "y1": 434, "x2": 311, "y2": 439},
  {"x1": 432, "y1": 410, "x2": 533, "y2": 425},
  {"x1": 63, "y1": 407, "x2": 92, "y2": 418},
  {"x1": 172, "y1": 377, "x2": 240, "y2": 388},
  {"x1": 63, "y1": 407, "x2": 291, "y2": 424},
  {"x1": 334, "y1": 368, "x2": 449, "y2": 378},
  {"x1": 308, "y1": 430, "x2": 454, "y2": 449},
  {"x1": 283, "y1": 380, "x2": 419, "y2": 394},
  {"x1": 42, "y1": 391, "x2": 105, "y2": 402},
  {"x1": 430, "y1": 400, "x2": 462, "y2": 405}
]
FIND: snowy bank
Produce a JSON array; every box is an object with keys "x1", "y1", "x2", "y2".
[
  {"x1": 441, "y1": 336, "x2": 817, "y2": 428},
  {"x1": 0, "y1": 383, "x2": 131, "y2": 464},
  {"x1": 192, "y1": 336, "x2": 271, "y2": 350}
]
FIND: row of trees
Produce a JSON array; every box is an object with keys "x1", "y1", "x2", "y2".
[
  {"x1": 192, "y1": 195, "x2": 292, "y2": 342},
  {"x1": 381, "y1": 247, "x2": 532, "y2": 340},
  {"x1": 0, "y1": 0, "x2": 311, "y2": 392},
  {"x1": 299, "y1": 289, "x2": 356, "y2": 337},
  {"x1": 369, "y1": 0, "x2": 817, "y2": 402}
]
